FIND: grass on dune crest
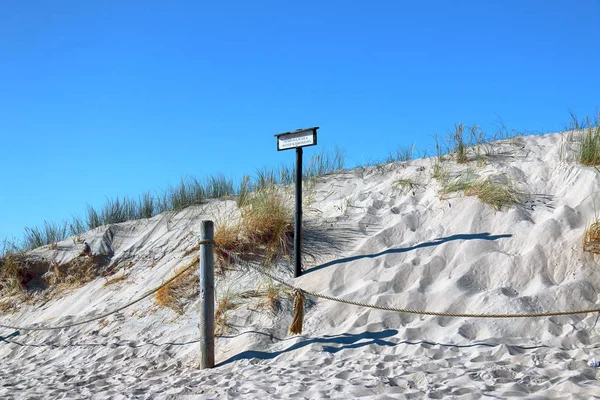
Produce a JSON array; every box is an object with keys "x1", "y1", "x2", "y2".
[
  {"x1": 154, "y1": 186, "x2": 293, "y2": 314},
  {"x1": 6, "y1": 148, "x2": 344, "y2": 256}
]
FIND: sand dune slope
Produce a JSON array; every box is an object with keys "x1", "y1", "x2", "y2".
[{"x1": 1, "y1": 132, "x2": 600, "y2": 398}]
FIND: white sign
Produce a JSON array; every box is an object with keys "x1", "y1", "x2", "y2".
[{"x1": 276, "y1": 129, "x2": 317, "y2": 151}]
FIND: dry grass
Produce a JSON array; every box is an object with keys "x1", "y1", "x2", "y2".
[
  {"x1": 154, "y1": 255, "x2": 199, "y2": 314},
  {"x1": 239, "y1": 280, "x2": 290, "y2": 315},
  {"x1": 0, "y1": 253, "x2": 32, "y2": 294},
  {"x1": 213, "y1": 188, "x2": 294, "y2": 267},
  {"x1": 103, "y1": 273, "x2": 127, "y2": 287},
  {"x1": 46, "y1": 255, "x2": 109, "y2": 288},
  {"x1": 583, "y1": 221, "x2": 600, "y2": 254},
  {"x1": 215, "y1": 296, "x2": 238, "y2": 335},
  {"x1": 214, "y1": 221, "x2": 245, "y2": 271},
  {"x1": 240, "y1": 188, "x2": 294, "y2": 262}
]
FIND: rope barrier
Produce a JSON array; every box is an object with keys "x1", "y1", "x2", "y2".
[
  {"x1": 2, "y1": 238, "x2": 599, "y2": 335},
  {"x1": 0, "y1": 259, "x2": 198, "y2": 331},
  {"x1": 214, "y1": 243, "x2": 600, "y2": 319}
]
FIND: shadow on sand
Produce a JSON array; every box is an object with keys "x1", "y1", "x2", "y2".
[
  {"x1": 217, "y1": 329, "x2": 398, "y2": 367},
  {"x1": 305, "y1": 232, "x2": 512, "y2": 275}
]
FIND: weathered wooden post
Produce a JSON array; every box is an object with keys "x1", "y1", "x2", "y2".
[{"x1": 199, "y1": 220, "x2": 214, "y2": 368}]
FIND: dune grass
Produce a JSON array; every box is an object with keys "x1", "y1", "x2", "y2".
[
  {"x1": 579, "y1": 122, "x2": 600, "y2": 166},
  {"x1": 5, "y1": 148, "x2": 344, "y2": 257},
  {"x1": 442, "y1": 172, "x2": 523, "y2": 210}
]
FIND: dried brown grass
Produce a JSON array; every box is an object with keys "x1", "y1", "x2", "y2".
[
  {"x1": 154, "y1": 255, "x2": 199, "y2": 313},
  {"x1": 103, "y1": 273, "x2": 127, "y2": 287},
  {"x1": 215, "y1": 296, "x2": 238, "y2": 335},
  {"x1": 583, "y1": 221, "x2": 600, "y2": 254}
]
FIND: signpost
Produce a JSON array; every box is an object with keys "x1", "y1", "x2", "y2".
[{"x1": 275, "y1": 127, "x2": 319, "y2": 278}]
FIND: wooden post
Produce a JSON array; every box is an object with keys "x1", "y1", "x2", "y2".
[{"x1": 199, "y1": 220, "x2": 214, "y2": 369}]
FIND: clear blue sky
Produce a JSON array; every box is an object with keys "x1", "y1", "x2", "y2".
[{"x1": 1, "y1": 0, "x2": 599, "y2": 243}]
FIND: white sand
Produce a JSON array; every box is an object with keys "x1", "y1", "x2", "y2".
[{"x1": 2, "y1": 132, "x2": 600, "y2": 398}]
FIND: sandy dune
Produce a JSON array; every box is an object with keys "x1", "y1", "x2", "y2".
[{"x1": 1, "y1": 132, "x2": 600, "y2": 398}]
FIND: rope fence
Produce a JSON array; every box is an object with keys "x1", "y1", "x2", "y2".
[
  {"x1": 1, "y1": 238, "x2": 599, "y2": 339},
  {"x1": 0, "y1": 258, "x2": 199, "y2": 332},
  {"x1": 214, "y1": 243, "x2": 600, "y2": 320}
]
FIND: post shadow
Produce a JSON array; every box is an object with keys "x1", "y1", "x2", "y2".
[
  {"x1": 306, "y1": 232, "x2": 512, "y2": 275},
  {"x1": 217, "y1": 329, "x2": 398, "y2": 367}
]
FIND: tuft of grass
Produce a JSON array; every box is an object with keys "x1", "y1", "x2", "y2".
[
  {"x1": 214, "y1": 221, "x2": 245, "y2": 272},
  {"x1": 583, "y1": 221, "x2": 600, "y2": 254},
  {"x1": 464, "y1": 180, "x2": 522, "y2": 211},
  {"x1": 578, "y1": 121, "x2": 600, "y2": 166},
  {"x1": 304, "y1": 147, "x2": 346, "y2": 180},
  {"x1": 393, "y1": 177, "x2": 420, "y2": 195},
  {"x1": 23, "y1": 220, "x2": 69, "y2": 250},
  {"x1": 46, "y1": 254, "x2": 111, "y2": 288},
  {"x1": 454, "y1": 123, "x2": 468, "y2": 163},
  {"x1": 237, "y1": 175, "x2": 252, "y2": 208},
  {"x1": 255, "y1": 279, "x2": 288, "y2": 314},
  {"x1": 441, "y1": 171, "x2": 476, "y2": 194},
  {"x1": 241, "y1": 188, "x2": 294, "y2": 262},
  {"x1": 387, "y1": 144, "x2": 415, "y2": 163},
  {"x1": 215, "y1": 295, "x2": 238, "y2": 335},
  {"x1": 442, "y1": 172, "x2": 522, "y2": 211},
  {"x1": 154, "y1": 255, "x2": 199, "y2": 314}
]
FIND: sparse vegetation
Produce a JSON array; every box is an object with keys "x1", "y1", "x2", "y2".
[
  {"x1": 387, "y1": 144, "x2": 415, "y2": 163},
  {"x1": 579, "y1": 121, "x2": 600, "y2": 166},
  {"x1": 154, "y1": 255, "x2": 199, "y2": 314},
  {"x1": 442, "y1": 173, "x2": 523, "y2": 210},
  {"x1": 5, "y1": 147, "x2": 344, "y2": 256},
  {"x1": 583, "y1": 221, "x2": 600, "y2": 254},
  {"x1": 393, "y1": 177, "x2": 420, "y2": 195},
  {"x1": 454, "y1": 123, "x2": 468, "y2": 163},
  {"x1": 562, "y1": 110, "x2": 600, "y2": 166},
  {"x1": 215, "y1": 295, "x2": 238, "y2": 335},
  {"x1": 239, "y1": 187, "x2": 294, "y2": 262}
]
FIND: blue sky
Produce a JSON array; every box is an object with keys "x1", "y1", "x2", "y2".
[{"x1": 1, "y1": 0, "x2": 599, "y2": 243}]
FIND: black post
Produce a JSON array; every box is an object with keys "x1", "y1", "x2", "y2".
[{"x1": 294, "y1": 147, "x2": 303, "y2": 278}]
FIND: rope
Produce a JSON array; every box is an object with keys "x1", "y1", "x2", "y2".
[
  {"x1": 214, "y1": 243, "x2": 600, "y2": 319},
  {"x1": 0, "y1": 258, "x2": 199, "y2": 331}
]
